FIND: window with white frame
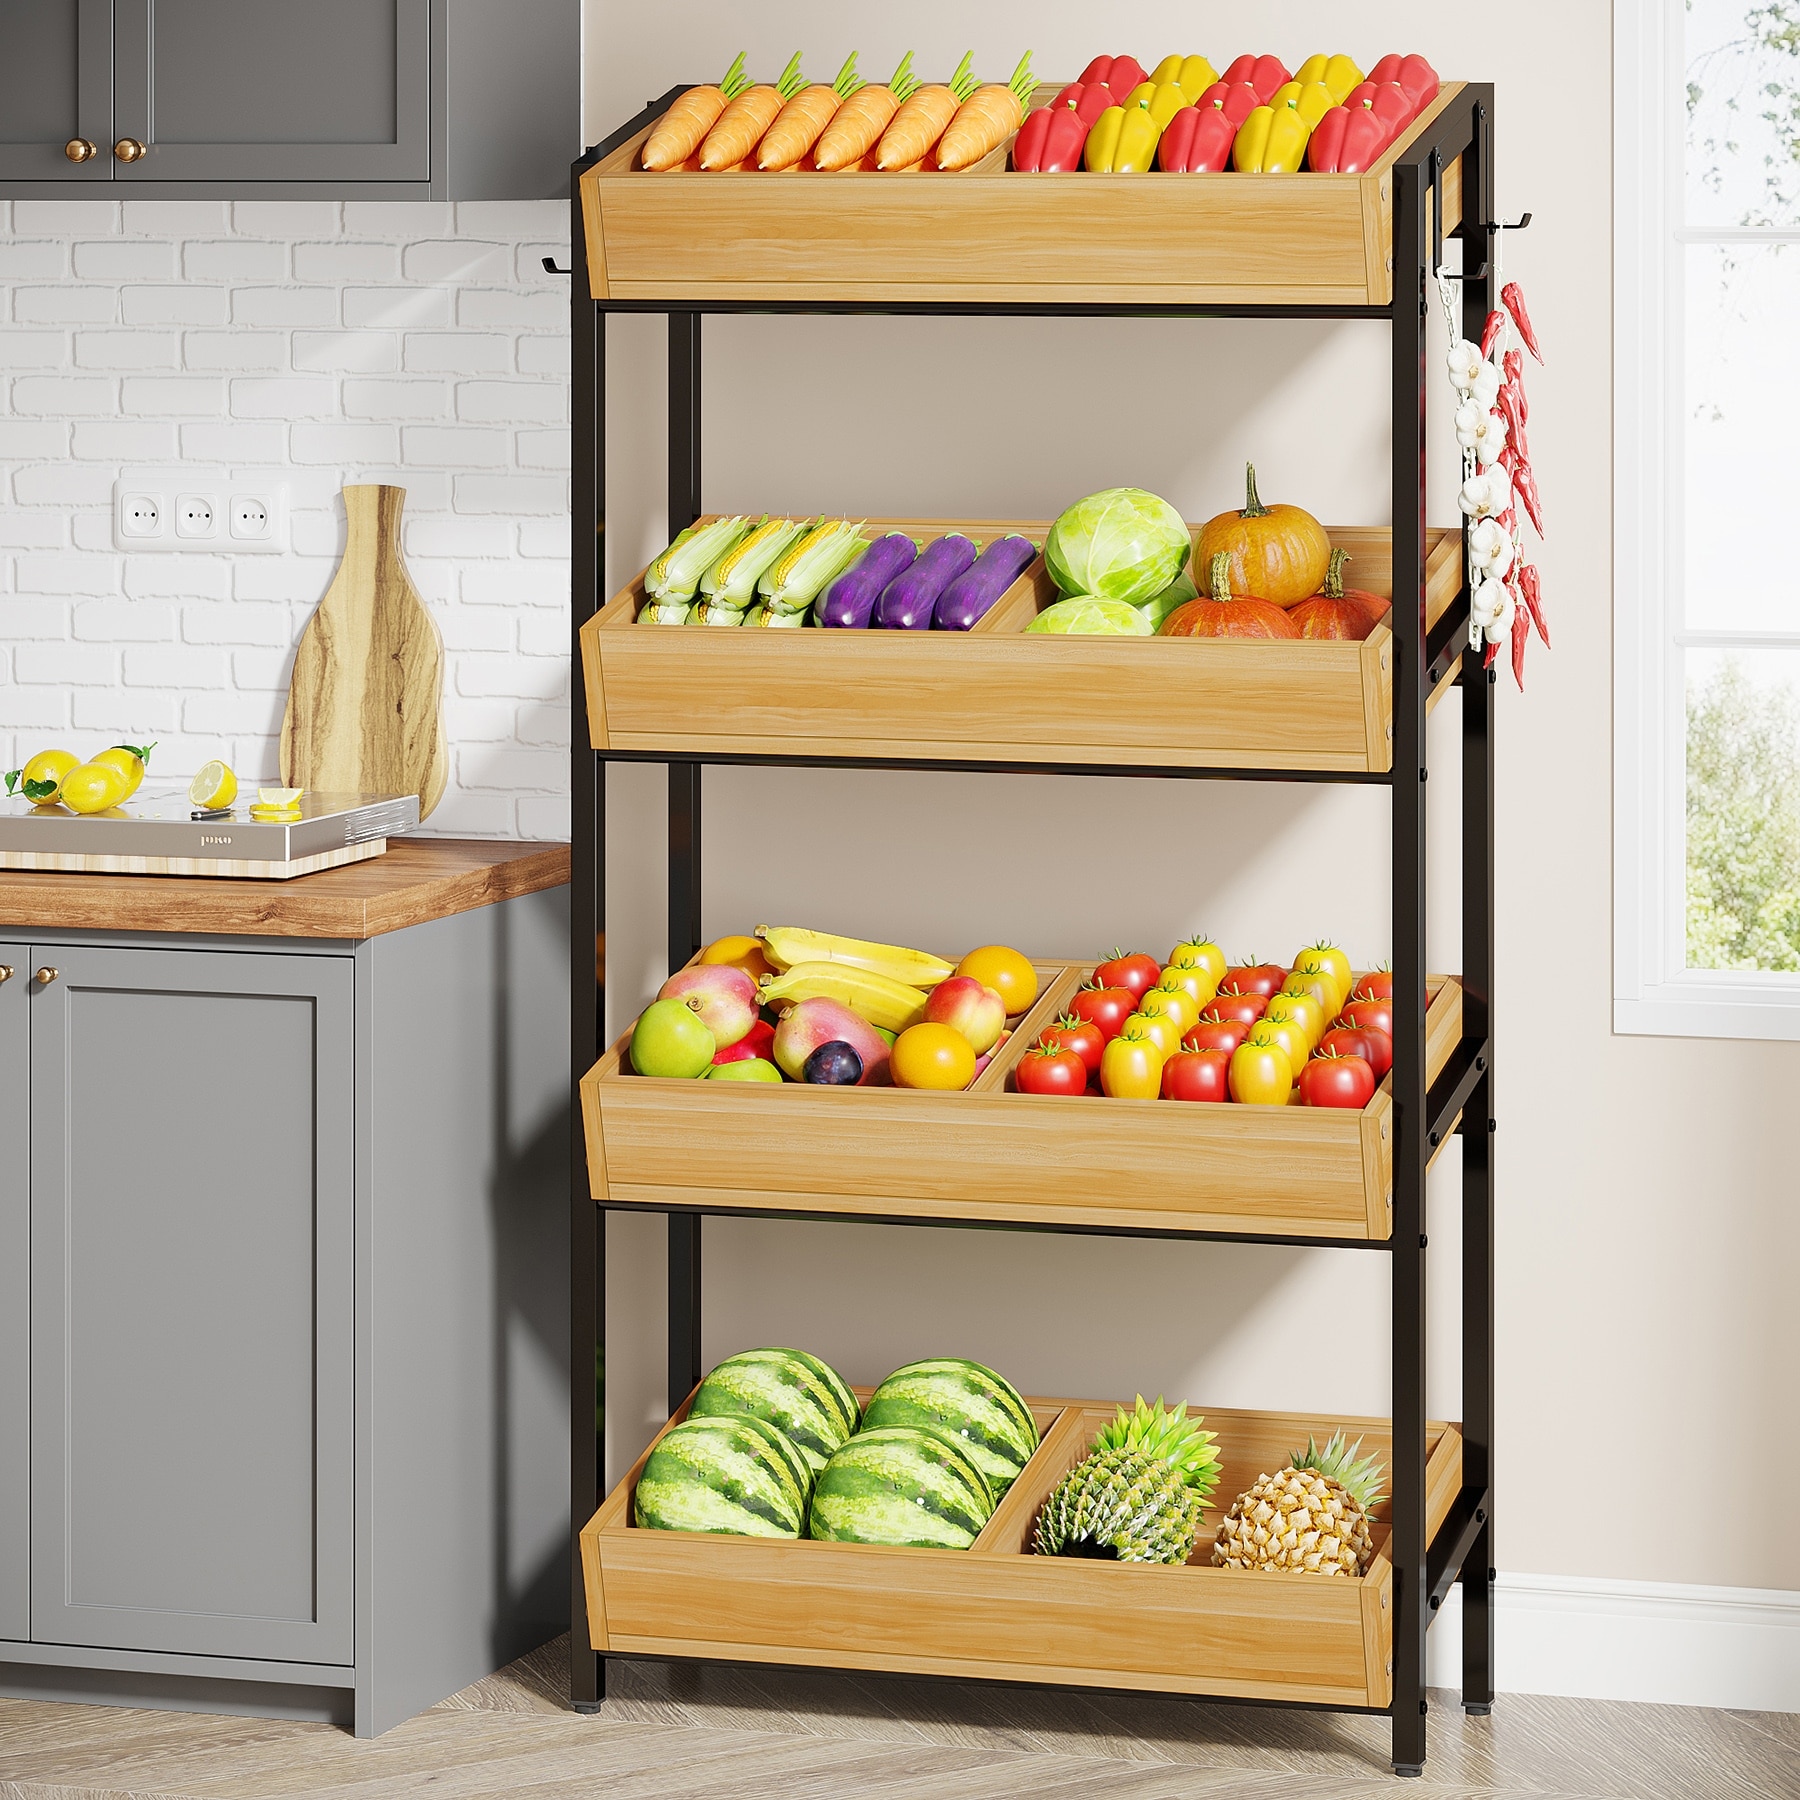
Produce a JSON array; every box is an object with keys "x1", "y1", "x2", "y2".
[{"x1": 1617, "y1": 0, "x2": 1800, "y2": 1038}]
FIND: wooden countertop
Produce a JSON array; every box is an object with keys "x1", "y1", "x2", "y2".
[{"x1": 0, "y1": 837, "x2": 570, "y2": 940}]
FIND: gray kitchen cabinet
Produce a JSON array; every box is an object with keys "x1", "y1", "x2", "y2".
[
  {"x1": 0, "y1": 842, "x2": 571, "y2": 1737},
  {"x1": 29, "y1": 946, "x2": 356, "y2": 1665},
  {"x1": 0, "y1": 949, "x2": 27, "y2": 1645},
  {"x1": 0, "y1": 0, "x2": 579, "y2": 200}
]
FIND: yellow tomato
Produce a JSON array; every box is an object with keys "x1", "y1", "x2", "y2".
[
  {"x1": 10, "y1": 747, "x2": 79, "y2": 804},
  {"x1": 1247, "y1": 1016, "x2": 1308, "y2": 1072},
  {"x1": 58, "y1": 761, "x2": 129, "y2": 815},
  {"x1": 701, "y1": 933, "x2": 776, "y2": 984},
  {"x1": 1229, "y1": 1040, "x2": 1292, "y2": 1105},
  {"x1": 1264, "y1": 991, "x2": 1326, "y2": 1048},
  {"x1": 1290, "y1": 942, "x2": 1351, "y2": 1012},
  {"x1": 1168, "y1": 937, "x2": 1227, "y2": 988},
  {"x1": 1100, "y1": 1022, "x2": 1164, "y2": 1098},
  {"x1": 890, "y1": 1022, "x2": 977, "y2": 1091},
  {"x1": 1137, "y1": 984, "x2": 1200, "y2": 1034},
  {"x1": 91, "y1": 743, "x2": 153, "y2": 801},
  {"x1": 1129, "y1": 1009, "x2": 1184, "y2": 1058},
  {"x1": 955, "y1": 945, "x2": 1038, "y2": 1016},
  {"x1": 1282, "y1": 970, "x2": 1339, "y2": 1019}
]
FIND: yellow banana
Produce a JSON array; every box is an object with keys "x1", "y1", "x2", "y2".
[
  {"x1": 757, "y1": 962, "x2": 930, "y2": 1033},
  {"x1": 754, "y1": 924, "x2": 953, "y2": 987}
]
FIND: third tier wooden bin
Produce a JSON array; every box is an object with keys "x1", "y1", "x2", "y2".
[
  {"x1": 582, "y1": 1389, "x2": 1464, "y2": 1708},
  {"x1": 581, "y1": 965, "x2": 1462, "y2": 1242}
]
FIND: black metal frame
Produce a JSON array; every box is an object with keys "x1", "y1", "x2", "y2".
[{"x1": 569, "y1": 86, "x2": 1498, "y2": 1775}]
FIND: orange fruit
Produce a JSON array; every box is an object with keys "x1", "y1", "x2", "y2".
[
  {"x1": 701, "y1": 933, "x2": 776, "y2": 984},
  {"x1": 953, "y1": 945, "x2": 1038, "y2": 1016},
  {"x1": 890, "y1": 1022, "x2": 978, "y2": 1091}
]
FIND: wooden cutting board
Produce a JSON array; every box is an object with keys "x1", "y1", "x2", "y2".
[{"x1": 280, "y1": 484, "x2": 448, "y2": 820}]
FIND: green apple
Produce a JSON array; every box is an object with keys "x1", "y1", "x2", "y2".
[
  {"x1": 706, "y1": 1057, "x2": 782, "y2": 1083},
  {"x1": 630, "y1": 997, "x2": 715, "y2": 1077}
]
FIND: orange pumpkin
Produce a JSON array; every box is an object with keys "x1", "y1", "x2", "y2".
[
  {"x1": 1162, "y1": 551, "x2": 1298, "y2": 639},
  {"x1": 1195, "y1": 462, "x2": 1332, "y2": 606},
  {"x1": 1287, "y1": 548, "x2": 1388, "y2": 640}
]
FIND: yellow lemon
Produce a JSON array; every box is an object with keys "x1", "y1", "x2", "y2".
[
  {"x1": 7, "y1": 747, "x2": 79, "y2": 804},
  {"x1": 91, "y1": 742, "x2": 154, "y2": 801},
  {"x1": 188, "y1": 760, "x2": 238, "y2": 811},
  {"x1": 59, "y1": 762, "x2": 130, "y2": 815}
]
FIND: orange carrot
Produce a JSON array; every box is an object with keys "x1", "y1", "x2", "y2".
[
  {"x1": 875, "y1": 52, "x2": 977, "y2": 170},
  {"x1": 758, "y1": 54, "x2": 861, "y2": 171},
  {"x1": 814, "y1": 52, "x2": 918, "y2": 169},
  {"x1": 640, "y1": 53, "x2": 749, "y2": 170},
  {"x1": 698, "y1": 52, "x2": 806, "y2": 171},
  {"x1": 936, "y1": 53, "x2": 1034, "y2": 170}
]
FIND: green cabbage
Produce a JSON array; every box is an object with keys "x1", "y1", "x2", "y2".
[{"x1": 1045, "y1": 488, "x2": 1191, "y2": 606}]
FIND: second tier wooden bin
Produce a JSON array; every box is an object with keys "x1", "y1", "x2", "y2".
[
  {"x1": 581, "y1": 1389, "x2": 1464, "y2": 1709},
  {"x1": 581, "y1": 520, "x2": 1462, "y2": 774},
  {"x1": 581, "y1": 965, "x2": 1462, "y2": 1242}
]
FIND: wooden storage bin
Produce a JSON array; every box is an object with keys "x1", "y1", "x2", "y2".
[
  {"x1": 581, "y1": 1388, "x2": 1464, "y2": 1708},
  {"x1": 580, "y1": 84, "x2": 1464, "y2": 308},
  {"x1": 580, "y1": 519, "x2": 1462, "y2": 774},
  {"x1": 580, "y1": 963, "x2": 1462, "y2": 1242}
]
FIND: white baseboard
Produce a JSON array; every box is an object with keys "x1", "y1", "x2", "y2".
[{"x1": 1426, "y1": 1572, "x2": 1800, "y2": 1713}]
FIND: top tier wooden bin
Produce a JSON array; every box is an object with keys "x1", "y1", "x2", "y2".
[
  {"x1": 581, "y1": 518, "x2": 1461, "y2": 773},
  {"x1": 579, "y1": 84, "x2": 1464, "y2": 308}
]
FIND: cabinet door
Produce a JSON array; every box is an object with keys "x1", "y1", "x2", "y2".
[
  {"x1": 30, "y1": 946, "x2": 355, "y2": 1665},
  {"x1": 0, "y1": 0, "x2": 112, "y2": 183},
  {"x1": 0, "y1": 950, "x2": 26, "y2": 1641},
  {"x1": 112, "y1": 0, "x2": 428, "y2": 183}
]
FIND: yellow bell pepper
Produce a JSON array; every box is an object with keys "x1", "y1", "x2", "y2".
[
  {"x1": 1149, "y1": 53, "x2": 1219, "y2": 104},
  {"x1": 1084, "y1": 97, "x2": 1163, "y2": 172},
  {"x1": 1294, "y1": 52, "x2": 1364, "y2": 105},
  {"x1": 1269, "y1": 79, "x2": 1337, "y2": 131},
  {"x1": 1232, "y1": 99, "x2": 1313, "y2": 173},
  {"x1": 1122, "y1": 79, "x2": 1190, "y2": 132}
]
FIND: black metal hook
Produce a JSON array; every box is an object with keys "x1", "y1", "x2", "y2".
[{"x1": 542, "y1": 257, "x2": 572, "y2": 275}]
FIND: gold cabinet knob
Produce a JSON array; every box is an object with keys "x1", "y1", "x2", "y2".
[
  {"x1": 34, "y1": 967, "x2": 58, "y2": 986},
  {"x1": 0, "y1": 966, "x2": 13, "y2": 985},
  {"x1": 64, "y1": 138, "x2": 98, "y2": 163},
  {"x1": 112, "y1": 138, "x2": 146, "y2": 163}
]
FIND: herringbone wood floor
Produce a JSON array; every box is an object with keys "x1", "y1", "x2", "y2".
[{"x1": 1, "y1": 1636, "x2": 1795, "y2": 1798}]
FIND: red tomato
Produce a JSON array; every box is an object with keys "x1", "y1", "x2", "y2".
[
  {"x1": 1223, "y1": 963, "x2": 1283, "y2": 998},
  {"x1": 1095, "y1": 949, "x2": 1161, "y2": 1001},
  {"x1": 1183, "y1": 1018, "x2": 1251, "y2": 1055},
  {"x1": 1016, "y1": 1045, "x2": 1086, "y2": 1097},
  {"x1": 1338, "y1": 997, "x2": 1395, "y2": 1039},
  {"x1": 1038, "y1": 1013, "x2": 1104, "y2": 1077},
  {"x1": 1070, "y1": 982, "x2": 1136, "y2": 1040},
  {"x1": 1351, "y1": 970, "x2": 1394, "y2": 1001},
  {"x1": 1201, "y1": 989, "x2": 1267, "y2": 1027},
  {"x1": 1298, "y1": 1051, "x2": 1376, "y2": 1109},
  {"x1": 1161, "y1": 1047, "x2": 1231, "y2": 1102}
]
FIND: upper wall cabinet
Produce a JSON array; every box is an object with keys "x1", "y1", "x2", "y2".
[{"x1": 0, "y1": 0, "x2": 580, "y2": 200}]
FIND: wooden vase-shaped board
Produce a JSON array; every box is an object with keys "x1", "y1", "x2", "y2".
[{"x1": 280, "y1": 485, "x2": 448, "y2": 820}]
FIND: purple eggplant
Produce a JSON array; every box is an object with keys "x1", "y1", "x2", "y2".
[
  {"x1": 874, "y1": 533, "x2": 977, "y2": 630},
  {"x1": 816, "y1": 532, "x2": 918, "y2": 629},
  {"x1": 933, "y1": 534, "x2": 1039, "y2": 631}
]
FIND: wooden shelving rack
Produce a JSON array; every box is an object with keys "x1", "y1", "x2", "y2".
[{"x1": 567, "y1": 81, "x2": 1498, "y2": 1777}]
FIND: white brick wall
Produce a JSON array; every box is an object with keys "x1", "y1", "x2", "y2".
[{"x1": 0, "y1": 197, "x2": 572, "y2": 840}]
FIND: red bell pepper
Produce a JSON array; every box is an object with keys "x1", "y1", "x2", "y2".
[
  {"x1": 1193, "y1": 79, "x2": 1261, "y2": 131},
  {"x1": 1307, "y1": 102, "x2": 1389, "y2": 172},
  {"x1": 1366, "y1": 53, "x2": 1439, "y2": 119},
  {"x1": 1220, "y1": 53, "x2": 1291, "y2": 103},
  {"x1": 1343, "y1": 80, "x2": 1412, "y2": 140},
  {"x1": 1160, "y1": 101, "x2": 1238, "y2": 172},
  {"x1": 1077, "y1": 53, "x2": 1148, "y2": 97}
]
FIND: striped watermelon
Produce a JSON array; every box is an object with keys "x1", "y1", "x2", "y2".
[
  {"x1": 860, "y1": 1358, "x2": 1040, "y2": 1497},
  {"x1": 807, "y1": 1425, "x2": 994, "y2": 1549},
  {"x1": 688, "y1": 1346, "x2": 860, "y2": 1474},
  {"x1": 633, "y1": 1413, "x2": 812, "y2": 1538}
]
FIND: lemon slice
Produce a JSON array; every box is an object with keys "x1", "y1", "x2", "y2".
[{"x1": 188, "y1": 760, "x2": 238, "y2": 810}]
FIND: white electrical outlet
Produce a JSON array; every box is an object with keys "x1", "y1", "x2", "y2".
[{"x1": 114, "y1": 482, "x2": 288, "y2": 553}]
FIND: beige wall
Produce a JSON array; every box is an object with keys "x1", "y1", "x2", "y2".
[{"x1": 583, "y1": 2, "x2": 1800, "y2": 1594}]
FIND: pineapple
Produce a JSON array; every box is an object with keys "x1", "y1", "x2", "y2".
[
  {"x1": 1212, "y1": 1433, "x2": 1385, "y2": 1577},
  {"x1": 1033, "y1": 1448, "x2": 1204, "y2": 1564},
  {"x1": 1033, "y1": 1398, "x2": 1221, "y2": 1566}
]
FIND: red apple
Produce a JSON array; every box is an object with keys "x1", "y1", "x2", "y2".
[
  {"x1": 659, "y1": 963, "x2": 757, "y2": 1048},
  {"x1": 923, "y1": 975, "x2": 1006, "y2": 1055}
]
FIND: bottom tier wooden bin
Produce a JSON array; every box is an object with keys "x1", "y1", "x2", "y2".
[{"x1": 582, "y1": 1391, "x2": 1464, "y2": 1709}]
